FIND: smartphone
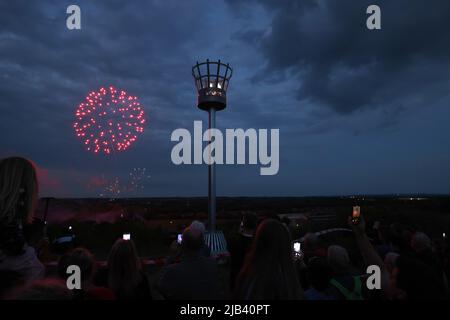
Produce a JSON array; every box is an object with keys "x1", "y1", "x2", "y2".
[
  {"x1": 352, "y1": 206, "x2": 361, "y2": 225},
  {"x1": 293, "y1": 241, "x2": 301, "y2": 254},
  {"x1": 123, "y1": 233, "x2": 131, "y2": 241},
  {"x1": 177, "y1": 233, "x2": 183, "y2": 244}
]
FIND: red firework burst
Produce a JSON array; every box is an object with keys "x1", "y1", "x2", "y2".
[{"x1": 73, "y1": 86, "x2": 146, "y2": 154}]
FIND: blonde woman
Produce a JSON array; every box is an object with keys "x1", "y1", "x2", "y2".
[{"x1": 0, "y1": 157, "x2": 45, "y2": 285}]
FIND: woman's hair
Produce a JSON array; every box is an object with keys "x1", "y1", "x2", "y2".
[
  {"x1": 0, "y1": 157, "x2": 39, "y2": 256},
  {"x1": 107, "y1": 239, "x2": 142, "y2": 298},
  {"x1": 0, "y1": 157, "x2": 38, "y2": 224},
  {"x1": 235, "y1": 219, "x2": 303, "y2": 300}
]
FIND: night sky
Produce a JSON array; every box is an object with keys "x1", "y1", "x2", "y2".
[{"x1": 1, "y1": 0, "x2": 450, "y2": 197}]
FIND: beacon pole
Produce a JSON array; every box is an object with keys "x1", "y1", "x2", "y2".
[
  {"x1": 208, "y1": 107, "x2": 216, "y2": 233},
  {"x1": 192, "y1": 59, "x2": 232, "y2": 253}
]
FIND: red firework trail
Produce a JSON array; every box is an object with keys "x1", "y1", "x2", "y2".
[{"x1": 73, "y1": 86, "x2": 146, "y2": 155}]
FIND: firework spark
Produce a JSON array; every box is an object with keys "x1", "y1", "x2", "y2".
[
  {"x1": 129, "y1": 167, "x2": 151, "y2": 192},
  {"x1": 73, "y1": 86, "x2": 146, "y2": 155},
  {"x1": 100, "y1": 176, "x2": 122, "y2": 197}
]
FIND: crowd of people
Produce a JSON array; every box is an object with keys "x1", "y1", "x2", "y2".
[{"x1": 1, "y1": 156, "x2": 449, "y2": 300}]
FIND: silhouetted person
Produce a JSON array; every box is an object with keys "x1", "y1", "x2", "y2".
[
  {"x1": 327, "y1": 245, "x2": 364, "y2": 300},
  {"x1": 190, "y1": 220, "x2": 211, "y2": 257},
  {"x1": 0, "y1": 157, "x2": 44, "y2": 287},
  {"x1": 157, "y1": 227, "x2": 221, "y2": 300},
  {"x1": 303, "y1": 232, "x2": 327, "y2": 263},
  {"x1": 304, "y1": 257, "x2": 336, "y2": 300},
  {"x1": 235, "y1": 219, "x2": 303, "y2": 300},
  {"x1": 411, "y1": 232, "x2": 444, "y2": 277},
  {"x1": 58, "y1": 247, "x2": 115, "y2": 300},
  {"x1": 95, "y1": 239, "x2": 151, "y2": 299},
  {"x1": 393, "y1": 253, "x2": 446, "y2": 300},
  {"x1": 228, "y1": 212, "x2": 257, "y2": 291}
]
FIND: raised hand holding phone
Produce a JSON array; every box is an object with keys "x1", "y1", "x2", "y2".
[
  {"x1": 123, "y1": 233, "x2": 131, "y2": 240},
  {"x1": 348, "y1": 208, "x2": 366, "y2": 236},
  {"x1": 292, "y1": 241, "x2": 304, "y2": 261},
  {"x1": 351, "y1": 206, "x2": 361, "y2": 225},
  {"x1": 293, "y1": 241, "x2": 301, "y2": 254}
]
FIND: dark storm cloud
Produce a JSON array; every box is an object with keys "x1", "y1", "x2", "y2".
[
  {"x1": 0, "y1": 0, "x2": 220, "y2": 196},
  {"x1": 1, "y1": 0, "x2": 450, "y2": 197},
  {"x1": 226, "y1": 0, "x2": 450, "y2": 114}
]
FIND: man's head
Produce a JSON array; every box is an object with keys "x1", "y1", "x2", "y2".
[
  {"x1": 181, "y1": 227, "x2": 204, "y2": 255},
  {"x1": 189, "y1": 220, "x2": 206, "y2": 235},
  {"x1": 411, "y1": 232, "x2": 432, "y2": 253},
  {"x1": 327, "y1": 245, "x2": 351, "y2": 274}
]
